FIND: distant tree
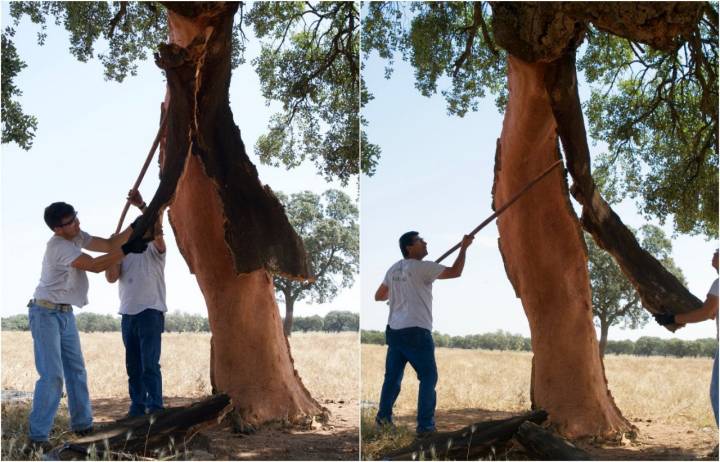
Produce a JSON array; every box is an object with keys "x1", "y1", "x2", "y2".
[
  {"x1": 292, "y1": 315, "x2": 324, "y2": 332},
  {"x1": 323, "y1": 310, "x2": 359, "y2": 332},
  {"x1": 74, "y1": 313, "x2": 120, "y2": 332},
  {"x1": 587, "y1": 224, "x2": 685, "y2": 358},
  {"x1": 361, "y1": 330, "x2": 385, "y2": 345},
  {"x1": 1, "y1": 314, "x2": 29, "y2": 331},
  {"x1": 274, "y1": 190, "x2": 359, "y2": 336}
]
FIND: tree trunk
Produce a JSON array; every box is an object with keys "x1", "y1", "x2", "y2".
[
  {"x1": 492, "y1": 56, "x2": 631, "y2": 438},
  {"x1": 140, "y1": 3, "x2": 322, "y2": 427},
  {"x1": 283, "y1": 293, "x2": 295, "y2": 337},
  {"x1": 598, "y1": 319, "x2": 609, "y2": 360}
]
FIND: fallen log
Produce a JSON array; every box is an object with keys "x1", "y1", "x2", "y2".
[
  {"x1": 516, "y1": 421, "x2": 591, "y2": 460},
  {"x1": 48, "y1": 394, "x2": 232, "y2": 460},
  {"x1": 380, "y1": 410, "x2": 547, "y2": 461}
]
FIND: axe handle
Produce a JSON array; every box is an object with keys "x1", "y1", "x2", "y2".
[
  {"x1": 435, "y1": 159, "x2": 564, "y2": 264},
  {"x1": 114, "y1": 114, "x2": 168, "y2": 235}
]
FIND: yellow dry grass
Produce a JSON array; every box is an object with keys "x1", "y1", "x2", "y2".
[
  {"x1": 1, "y1": 331, "x2": 358, "y2": 401},
  {"x1": 362, "y1": 344, "x2": 716, "y2": 429}
]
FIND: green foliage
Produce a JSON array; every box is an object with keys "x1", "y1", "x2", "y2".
[
  {"x1": 322, "y1": 310, "x2": 359, "y2": 332},
  {"x1": 292, "y1": 314, "x2": 324, "y2": 332},
  {"x1": 274, "y1": 189, "x2": 359, "y2": 325},
  {"x1": 580, "y1": 11, "x2": 719, "y2": 236},
  {"x1": 586, "y1": 224, "x2": 685, "y2": 355},
  {"x1": 1, "y1": 34, "x2": 37, "y2": 150},
  {"x1": 248, "y1": 2, "x2": 369, "y2": 184},
  {"x1": 363, "y1": 3, "x2": 718, "y2": 238},
  {"x1": 361, "y1": 329, "x2": 716, "y2": 358},
  {"x1": 1, "y1": 314, "x2": 29, "y2": 331}
]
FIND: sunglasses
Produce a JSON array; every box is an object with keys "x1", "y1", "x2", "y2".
[{"x1": 58, "y1": 212, "x2": 78, "y2": 227}]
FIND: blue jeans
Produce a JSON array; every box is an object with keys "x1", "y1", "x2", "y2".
[
  {"x1": 376, "y1": 326, "x2": 438, "y2": 432},
  {"x1": 121, "y1": 309, "x2": 164, "y2": 416},
  {"x1": 711, "y1": 350, "x2": 718, "y2": 427},
  {"x1": 28, "y1": 304, "x2": 93, "y2": 441}
]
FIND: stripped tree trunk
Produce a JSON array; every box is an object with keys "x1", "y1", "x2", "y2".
[
  {"x1": 493, "y1": 56, "x2": 631, "y2": 437},
  {"x1": 130, "y1": 3, "x2": 322, "y2": 427}
]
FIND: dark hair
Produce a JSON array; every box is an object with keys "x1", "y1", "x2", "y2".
[
  {"x1": 399, "y1": 231, "x2": 419, "y2": 258},
  {"x1": 44, "y1": 202, "x2": 76, "y2": 230}
]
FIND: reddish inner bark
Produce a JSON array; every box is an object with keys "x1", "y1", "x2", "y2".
[{"x1": 493, "y1": 56, "x2": 631, "y2": 437}]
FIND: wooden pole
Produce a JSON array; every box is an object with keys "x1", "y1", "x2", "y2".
[
  {"x1": 435, "y1": 159, "x2": 563, "y2": 263},
  {"x1": 114, "y1": 114, "x2": 168, "y2": 234}
]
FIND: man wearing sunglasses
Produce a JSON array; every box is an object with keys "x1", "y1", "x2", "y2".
[
  {"x1": 26, "y1": 202, "x2": 148, "y2": 453},
  {"x1": 374, "y1": 231, "x2": 474, "y2": 437}
]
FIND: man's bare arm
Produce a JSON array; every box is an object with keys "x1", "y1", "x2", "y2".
[
  {"x1": 438, "y1": 235, "x2": 474, "y2": 279},
  {"x1": 676, "y1": 295, "x2": 718, "y2": 324},
  {"x1": 375, "y1": 283, "x2": 389, "y2": 301},
  {"x1": 85, "y1": 227, "x2": 132, "y2": 253},
  {"x1": 105, "y1": 262, "x2": 121, "y2": 283},
  {"x1": 72, "y1": 250, "x2": 125, "y2": 274}
]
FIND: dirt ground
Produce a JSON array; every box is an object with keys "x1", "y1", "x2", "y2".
[
  {"x1": 389, "y1": 408, "x2": 719, "y2": 461},
  {"x1": 92, "y1": 396, "x2": 358, "y2": 460}
]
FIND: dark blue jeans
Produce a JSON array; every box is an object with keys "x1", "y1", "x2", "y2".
[
  {"x1": 121, "y1": 309, "x2": 164, "y2": 416},
  {"x1": 376, "y1": 326, "x2": 438, "y2": 432}
]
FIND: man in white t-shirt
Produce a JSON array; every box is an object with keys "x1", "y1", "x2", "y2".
[
  {"x1": 27, "y1": 202, "x2": 148, "y2": 453},
  {"x1": 654, "y1": 249, "x2": 719, "y2": 433},
  {"x1": 374, "y1": 231, "x2": 473, "y2": 435},
  {"x1": 106, "y1": 190, "x2": 167, "y2": 417}
]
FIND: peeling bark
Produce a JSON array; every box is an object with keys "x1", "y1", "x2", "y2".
[
  {"x1": 493, "y1": 56, "x2": 631, "y2": 437},
  {"x1": 132, "y1": 2, "x2": 321, "y2": 426},
  {"x1": 543, "y1": 52, "x2": 702, "y2": 323}
]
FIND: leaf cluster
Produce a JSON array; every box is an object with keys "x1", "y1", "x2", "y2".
[
  {"x1": 248, "y1": 2, "x2": 365, "y2": 185},
  {"x1": 274, "y1": 189, "x2": 359, "y2": 306},
  {"x1": 580, "y1": 5, "x2": 718, "y2": 236}
]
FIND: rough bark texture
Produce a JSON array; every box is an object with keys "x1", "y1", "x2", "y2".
[
  {"x1": 543, "y1": 53, "x2": 702, "y2": 322},
  {"x1": 492, "y1": 56, "x2": 631, "y2": 438},
  {"x1": 49, "y1": 394, "x2": 232, "y2": 460},
  {"x1": 516, "y1": 421, "x2": 592, "y2": 461},
  {"x1": 381, "y1": 411, "x2": 548, "y2": 461},
  {"x1": 139, "y1": 2, "x2": 321, "y2": 426}
]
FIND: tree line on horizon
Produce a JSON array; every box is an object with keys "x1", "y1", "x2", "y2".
[
  {"x1": 361, "y1": 329, "x2": 717, "y2": 359},
  {"x1": 1, "y1": 310, "x2": 359, "y2": 334}
]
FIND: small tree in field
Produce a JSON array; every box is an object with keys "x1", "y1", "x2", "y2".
[
  {"x1": 587, "y1": 224, "x2": 685, "y2": 358},
  {"x1": 275, "y1": 190, "x2": 359, "y2": 336}
]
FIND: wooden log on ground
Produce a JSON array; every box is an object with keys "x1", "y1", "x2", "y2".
[
  {"x1": 516, "y1": 421, "x2": 591, "y2": 460},
  {"x1": 380, "y1": 410, "x2": 547, "y2": 461},
  {"x1": 48, "y1": 394, "x2": 232, "y2": 460}
]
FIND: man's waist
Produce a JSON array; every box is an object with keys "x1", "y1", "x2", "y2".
[{"x1": 28, "y1": 299, "x2": 73, "y2": 312}]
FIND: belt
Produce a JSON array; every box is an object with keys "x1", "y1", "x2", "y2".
[{"x1": 28, "y1": 299, "x2": 73, "y2": 313}]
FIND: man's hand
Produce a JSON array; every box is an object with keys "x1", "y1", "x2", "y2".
[
  {"x1": 653, "y1": 313, "x2": 676, "y2": 326},
  {"x1": 128, "y1": 189, "x2": 145, "y2": 209},
  {"x1": 460, "y1": 234, "x2": 474, "y2": 250},
  {"x1": 121, "y1": 236, "x2": 148, "y2": 255}
]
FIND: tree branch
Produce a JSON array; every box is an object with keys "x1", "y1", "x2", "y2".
[{"x1": 107, "y1": 2, "x2": 127, "y2": 38}]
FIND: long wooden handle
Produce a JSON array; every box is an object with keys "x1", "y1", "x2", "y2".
[
  {"x1": 435, "y1": 159, "x2": 564, "y2": 263},
  {"x1": 114, "y1": 114, "x2": 168, "y2": 234}
]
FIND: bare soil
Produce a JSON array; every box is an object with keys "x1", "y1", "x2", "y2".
[
  {"x1": 390, "y1": 408, "x2": 718, "y2": 460},
  {"x1": 91, "y1": 396, "x2": 358, "y2": 460}
]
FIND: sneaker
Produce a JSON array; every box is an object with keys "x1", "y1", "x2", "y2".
[
  {"x1": 73, "y1": 426, "x2": 94, "y2": 437},
  {"x1": 23, "y1": 440, "x2": 52, "y2": 456}
]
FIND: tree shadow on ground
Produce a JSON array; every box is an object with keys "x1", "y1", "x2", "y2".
[{"x1": 92, "y1": 396, "x2": 358, "y2": 461}]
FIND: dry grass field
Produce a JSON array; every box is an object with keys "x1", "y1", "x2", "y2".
[
  {"x1": 362, "y1": 344, "x2": 716, "y2": 428},
  {"x1": 1, "y1": 331, "x2": 359, "y2": 460},
  {"x1": 2, "y1": 331, "x2": 358, "y2": 401},
  {"x1": 361, "y1": 344, "x2": 718, "y2": 460}
]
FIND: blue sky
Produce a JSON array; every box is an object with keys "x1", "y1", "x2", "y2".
[
  {"x1": 360, "y1": 46, "x2": 718, "y2": 341},
  {"x1": 1, "y1": 8, "x2": 358, "y2": 319}
]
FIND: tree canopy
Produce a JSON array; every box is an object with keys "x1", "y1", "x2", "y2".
[
  {"x1": 586, "y1": 225, "x2": 685, "y2": 357},
  {"x1": 1, "y1": 1, "x2": 366, "y2": 184},
  {"x1": 362, "y1": 2, "x2": 718, "y2": 237},
  {"x1": 274, "y1": 189, "x2": 359, "y2": 335}
]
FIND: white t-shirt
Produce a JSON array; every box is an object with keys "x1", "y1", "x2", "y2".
[
  {"x1": 118, "y1": 242, "x2": 167, "y2": 315},
  {"x1": 33, "y1": 230, "x2": 93, "y2": 307},
  {"x1": 383, "y1": 259, "x2": 446, "y2": 331}
]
